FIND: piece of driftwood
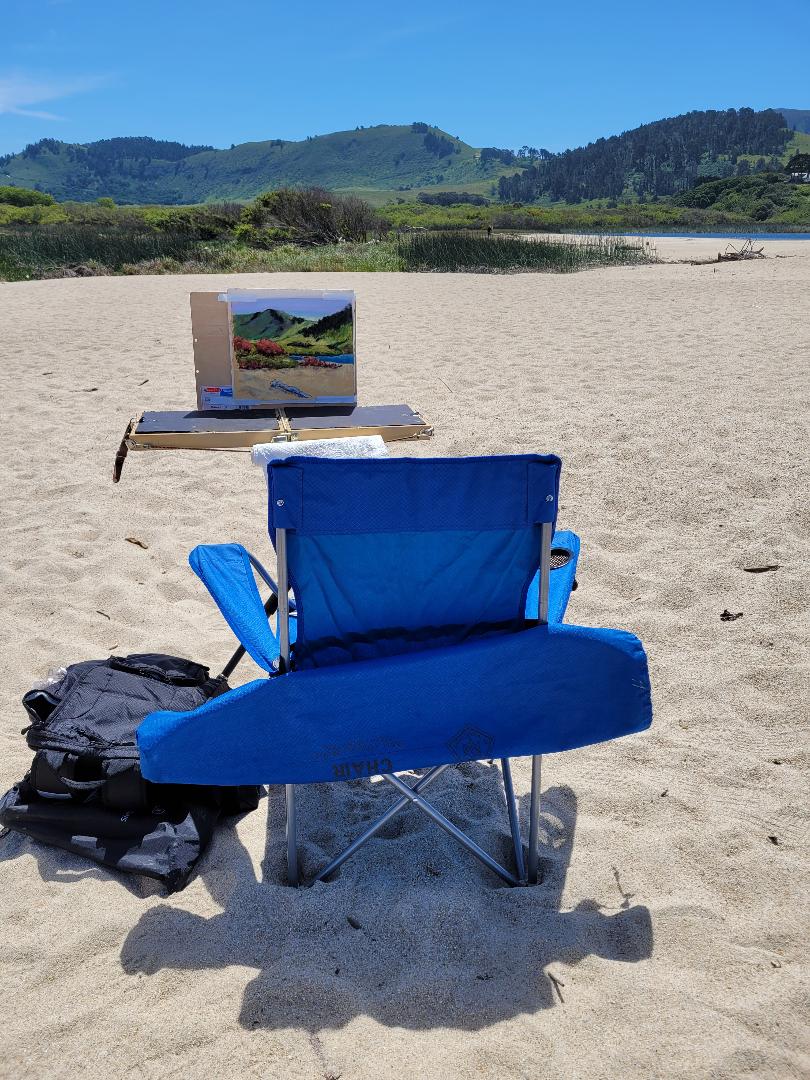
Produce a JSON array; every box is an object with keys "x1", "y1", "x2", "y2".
[{"x1": 717, "y1": 239, "x2": 765, "y2": 262}]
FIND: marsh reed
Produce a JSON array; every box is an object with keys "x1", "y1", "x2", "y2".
[{"x1": 397, "y1": 230, "x2": 651, "y2": 272}]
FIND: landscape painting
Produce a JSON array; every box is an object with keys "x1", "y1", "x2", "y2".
[{"x1": 228, "y1": 290, "x2": 356, "y2": 404}]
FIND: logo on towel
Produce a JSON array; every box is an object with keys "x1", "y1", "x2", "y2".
[{"x1": 446, "y1": 725, "x2": 494, "y2": 761}]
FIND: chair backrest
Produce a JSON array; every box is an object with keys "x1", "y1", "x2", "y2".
[{"x1": 266, "y1": 455, "x2": 560, "y2": 669}]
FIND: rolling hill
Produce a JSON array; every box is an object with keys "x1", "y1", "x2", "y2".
[
  {"x1": 233, "y1": 304, "x2": 353, "y2": 356},
  {"x1": 233, "y1": 307, "x2": 308, "y2": 340},
  {"x1": 0, "y1": 125, "x2": 511, "y2": 205},
  {"x1": 1, "y1": 109, "x2": 807, "y2": 207},
  {"x1": 498, "y1": 108, "x2": 805, "y2": 204}
]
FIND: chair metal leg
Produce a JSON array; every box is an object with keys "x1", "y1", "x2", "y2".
[
  {"x1": 384, "y1": 773, "x2": 520, "y2": 886},
  {"x1": 501, "y1": 758, "x2": 526, "y2": 882},
  {"x1": 313, "y1": 762, "x2": 529, "y2": 888},
  {"x1": 285, "y1": 783, "x2": 299, "y2": 886},
  {"x1": 527, "y1": 754, "x2": 542, "y2": 885},
  {"x1": 314, "y1": 765, "x2": 449, "y2": 882}
]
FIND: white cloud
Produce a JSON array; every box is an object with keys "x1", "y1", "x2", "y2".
[{"x1": 0, "y1": 72, "x2": 106, "y2": 120}]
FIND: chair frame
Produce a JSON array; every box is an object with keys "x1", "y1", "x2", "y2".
[{"x1": 219, "y1": 524, "x2": 553, "y2": 889}]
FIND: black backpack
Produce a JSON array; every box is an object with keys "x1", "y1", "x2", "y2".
[{"x1": 0, "y1": 653, "x2": 260, "y2": 892}]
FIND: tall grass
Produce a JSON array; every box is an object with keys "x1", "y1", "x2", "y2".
[
  {"x1": 123, "y1": 240, "x2": 401, "y2": 275},
  {"x1": 0, "y1": 225, "x2": 206, "y2": 279},
  {"x1": 0, "y1": 227, "x2": 652, "y2": 280},
  {"x1": 397, "y1": 231, "x2": 651, "y2": 272}
]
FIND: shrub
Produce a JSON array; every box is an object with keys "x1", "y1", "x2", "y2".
[
  {"x1": 244, "y1": 187, "x2": 380, "y2": 245},
  {"x1": 0, "y1": 202, "x2": 68, "y2": 226},
  {"x1": 255, "y1": 338, "x2": 285, "y2": 357},
  {"x1": 0, "y1": 186, "x2": 56, "y2": 207},
  {"x1": 418, "y1": 192, "x2": 490, "y2": 206},
  {"x1": 233, "y1": 222, "x2": 292, "y2": 248},
  {"x1": 751, "y1": 199, "x2": 775, "y2": 220},
  {"x1": 141, "y1": 202, "x2": 242, "y2": 237}
]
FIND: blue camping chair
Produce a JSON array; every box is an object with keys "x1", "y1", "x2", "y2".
[{"x1": 138, "y1": 455, "x2": 652, "y2": 887}]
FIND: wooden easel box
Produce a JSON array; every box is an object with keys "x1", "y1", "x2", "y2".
[
  {"x1": 126, "y1": 403, "x2": 432, "y2": 451},
  {"x1": 113, "y1": 292, "x2": 432, "y2": 478}
]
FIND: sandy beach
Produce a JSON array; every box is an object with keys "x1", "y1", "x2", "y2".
[
  {"x1": 1, "y1": 246, "x2": 808, "y2": 1079},
  {"x1": 235, "y1": 360, "x2": 356, "y2": 403}
]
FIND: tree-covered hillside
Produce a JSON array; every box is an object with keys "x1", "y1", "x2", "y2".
[
  {"x1": 498, "y1": 108, "x2": 792, "y2": 203},
  {"x1": 0, "y1": 125, "x2": 510, "y2": 204},
  {"x1": 1, "y1": 110, "x2": 807, "y2": 208}
]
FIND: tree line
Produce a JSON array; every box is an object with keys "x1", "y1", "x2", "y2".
[{"x1": 498, "y1": 109, "x2": 791, "y2": 203}]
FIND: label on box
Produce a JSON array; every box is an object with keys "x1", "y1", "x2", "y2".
[{"x1": 200, "y1": 385, "x2": 267, "y2": 411}]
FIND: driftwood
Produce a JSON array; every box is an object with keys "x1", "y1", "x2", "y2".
[{"x1": 717, "y1": 238, "x2": 765, "y2": 262}]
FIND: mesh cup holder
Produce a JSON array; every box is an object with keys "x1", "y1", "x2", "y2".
[
  {"x1": 550, "y1": 546, "x2": 578, "y2": 591},
  {"x1": 550, "y1": 547, "x2": 572, "y2": 570}
]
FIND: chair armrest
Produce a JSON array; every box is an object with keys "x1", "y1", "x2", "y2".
[
  {"x1": 138, "y1": 621, "x2": 652, "y2": 786},
  {"x1": 525, "y1": 530, "x2": 580, "y2": 624},
  {"x1": 189, "y1": 543, "x2": 293, "y2": 672}
]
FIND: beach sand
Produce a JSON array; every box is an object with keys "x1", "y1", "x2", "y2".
[
  {"x1": 235, "y1": 359, "x2": 356, "y2": 403},
  {"x1": 1, "y1": 247, "x2": 808, "y2": 1079}
]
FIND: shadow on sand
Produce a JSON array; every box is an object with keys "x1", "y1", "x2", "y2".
[{"x1": 112, "y1": 765, "x2": 653, "y2": 1031}]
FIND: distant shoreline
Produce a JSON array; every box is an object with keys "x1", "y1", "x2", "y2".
[{"x1": 527, "y1": 230, "x2": 810, "y2": 240}]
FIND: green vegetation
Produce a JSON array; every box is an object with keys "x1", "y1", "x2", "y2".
[
  {"x1": 233, "y1": 302, "x2": 353, "y2": 358},
  {"x1": 0, "y1": 225, "x2": 207, "y2": 278},
  {"x1": 397, "y1": 232, "x2": 650, "y2": 272},
  {"x1": 239, "y1": 187, "x2": 380, "y2": 244},
  {"x1": 0, "y1": 125, "x2": 511, "y2": 205},
  {"x1": 417, "y1": 191, "x2": 490, "y2": 206},
  {"x1": 0, "y1": 182, "x2": 654, "y2": 279},
  {"x1": 2, "y1": 110, "x2": 807, "y2": 215},
  {"x1": 670, "y1": 173, "x2": 810, "y2": 224},
  {"x1": 0, "y1": 229, "x2": 652, "y2": 280},
  {"x1": 0, "y1": 186, "x2": 56, "y2": 207},
  {"x1": 499, "y1": 109, "x2": 793, "y2": 203},
  {"x1": 0, "y1": 184, "x2": 402, "y2": 279},
  {"x1": 3, "y1": 161, "x2": 807, "y2": 283},
  {"x1": 380, "y1": 171, "x2": 810, "y2": 232}
]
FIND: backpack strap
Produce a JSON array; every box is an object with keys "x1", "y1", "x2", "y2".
[{"x1": 38, "y1": 750, "x2": 131, "y2": 796}]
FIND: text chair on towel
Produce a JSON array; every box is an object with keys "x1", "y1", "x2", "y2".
[{"x1": 138, "y1": 455, "x2": 652, "y2": 887}]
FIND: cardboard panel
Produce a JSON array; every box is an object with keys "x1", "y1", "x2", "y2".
[
  {"x1": 136, "y1": 410, "x2": 283, "y2": 434},
  {"x1": 190, "y1": 292, "x2": 232, "y2": 409},
  {"x1": 285, "y1": 404, "x2": 430, "y2": 441}
]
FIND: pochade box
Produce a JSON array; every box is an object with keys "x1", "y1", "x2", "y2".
[{"x1": 114, "y1": 290, "x2": 432, "y2": 481}]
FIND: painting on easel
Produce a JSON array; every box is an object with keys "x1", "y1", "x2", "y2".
[{"x1": 228, "y1": 289, "x2": 356, "y2": 405}]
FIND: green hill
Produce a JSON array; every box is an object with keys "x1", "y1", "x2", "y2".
[
  {"x1": 2, "y1": 110, "x2": 808, "y2": 210},
  {"x1": 233, "y1": 308, "x2": 308, "y2": 340},
  {"x1": 0, "y1": 125, "x2": 511, "y2": 205},
  {"x1": 233, "y1": 303, "x2": 353, "y2": 356},
  {"x1": 498, "y1": 108, "x2": 800, "y2": 203}
]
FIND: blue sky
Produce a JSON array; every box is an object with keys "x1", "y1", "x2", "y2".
[
  {"x1": 1, "y1": 0, "x2": 808, "y2": 157},
  {"x1": 231, "y1": 295, "x2": 351, "y2": 318}
]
